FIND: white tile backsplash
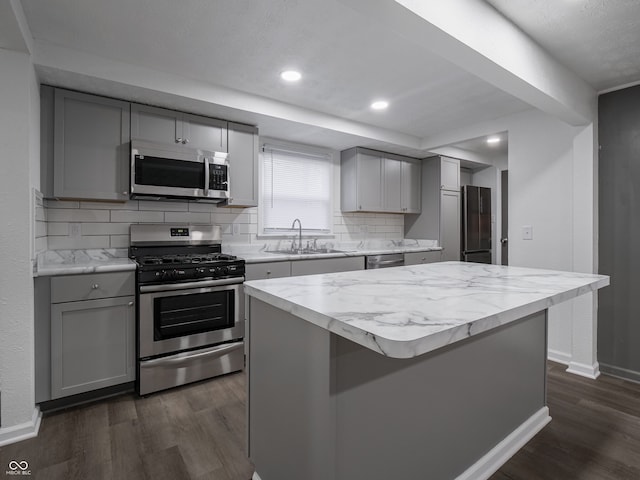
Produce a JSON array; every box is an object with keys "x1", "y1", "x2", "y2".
[
  {"x1": 110, "y1": 210, "x2": 165, "y2": 223},
  {"x1": 42, "y1": 199, "x2": 404, "y2": 250},
  {"x1": 47, "y1": 208, "x2": 110, "y2": 223},
  {"x1": 164, "y1": 211, "x2": 212, "y2": 224}
]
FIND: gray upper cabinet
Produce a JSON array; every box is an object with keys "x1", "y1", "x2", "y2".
[
  {"x1": 50, "y1": 88, "x2": 131, "y2": 201},
  {"x1": 440, "y1": 156, "x2": 461, "y2": 191},
  {"x1": 404, "y1": 156, "x2": 460, "y2": 260},
  {"x1": 383, "y1": 157, "x2": 402, "y2": 213},
  {"x1": 341, "y1": 148, "x2": 384, "y2": 212},
  {"x1": 226, "y1": 122, "x2": 259, "y2": 207},
  {"x1": 131, "y1": 103, "x2": 228, "y2": 152},
  {"x1": 401, "y1": 159, "x2": 421, "y2": 213},
  {"x1": 341, "y1": 147, "x2": 421, "y2": 214}
]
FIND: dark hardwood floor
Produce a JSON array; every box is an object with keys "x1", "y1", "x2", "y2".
[{"x1": 2, "y1": 361, "x2": 639, "y2": 479}]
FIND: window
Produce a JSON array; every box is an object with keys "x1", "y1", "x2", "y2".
[{"x1": 259, "y1": 142, "x2": 333, "y2": 236}]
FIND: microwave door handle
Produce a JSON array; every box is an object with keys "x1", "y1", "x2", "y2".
[{"x1": 204, "y1": 157, "x2": 210, "y2": 195}]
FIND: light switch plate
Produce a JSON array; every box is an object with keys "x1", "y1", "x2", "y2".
[{"x1": 522, "y1": 225, "x2": 533, "y2": 240}]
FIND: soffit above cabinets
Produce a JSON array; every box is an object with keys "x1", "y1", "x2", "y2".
[
  {"x1": 485, "y1": 0, "x2": 640, "y2": 92},
  {"x1": 18, "y1": 0, "x2": 636, "y2": 156}
]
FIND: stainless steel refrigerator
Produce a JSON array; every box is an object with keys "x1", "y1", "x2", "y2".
[{"x1": 461, "y1": 185, "x2": 492, "y2": 263}]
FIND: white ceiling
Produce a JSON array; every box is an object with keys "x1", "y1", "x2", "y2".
[
  {"x1": 485, "y1": 0, "x2": 640, "y2": 92},
  {"x1": 13, "y1": 0, "x2": 640, "y2": 161}
]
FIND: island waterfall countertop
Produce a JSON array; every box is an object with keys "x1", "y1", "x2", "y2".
[{"x1": 244, "y1": 261, "x2": 609, "y2": 359}]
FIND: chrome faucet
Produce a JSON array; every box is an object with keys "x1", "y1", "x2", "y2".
[{"x1": 291, "y1": 218, "x2": 302, "y2": 252}]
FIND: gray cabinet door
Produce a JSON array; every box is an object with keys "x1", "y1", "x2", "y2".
[
  {"x1": 226, "y1": 122, "x2": 258, "y2": 207},
  {"x1": 131, "y1": 103, "x2": 181, "y2": 144},
  {"x1": 404, "y1": 250, "x2": 442, "y2": 265},
  {"x1": 356, "y1": 151, "x2": 384, "y2": 211},
  {"x1": 51, "y1": 295, "x2": 135, "y2": 399},
  {"x1": 290, "y1": 256, "x2": 365, "y2": 276},
  {"x1": 245, "y1": 261, "x2": 291, "y2": 281},
  {"x1": 440, "y1": 157, "x2": 460, "y2": 191},
  {"x1": 440, "y1": 190, "x2": 461, "y2": 261},
  {"x1": 131, "y1": 103, "x2": 229, "y2": 153},
  {"x1": 53, "y1": 89, "x2": 130, "y2": 200},
  {"x1": 401, "y1": 159, "x2": 421, "y2": 213},
  {"x1": 183, "y1": 113, "x2": 228, "y2": 152},
  {"x1": 383, "y1": 157, "x2": 402, "y2": 213}
]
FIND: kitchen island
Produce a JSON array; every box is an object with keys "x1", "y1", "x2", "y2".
[{"x1": 243, "y1": 262, "x2": 609, "y2": 480}]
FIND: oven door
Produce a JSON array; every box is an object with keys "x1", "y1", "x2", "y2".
[{"x1": 138, "y1": 278, "x2": 244, "y2": 358}]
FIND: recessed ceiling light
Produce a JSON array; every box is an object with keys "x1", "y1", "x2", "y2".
[
  {"x1": 280, "y1": 70, "x2": 301, "y2": 82},
  {"x1": 486, "y1": 136, "x2": 501, "y2": 144},
  {"x1": 371, "y1": 100, "x2": 389, "y2": 110}
]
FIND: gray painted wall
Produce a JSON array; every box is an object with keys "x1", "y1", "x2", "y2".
[{"x1": 598, "y1": 84, "x2": 640, "y2": 381}]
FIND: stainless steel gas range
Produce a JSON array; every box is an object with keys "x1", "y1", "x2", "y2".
[{"x1": 129, "y1": 224, "x2": 245, "y2": 395}]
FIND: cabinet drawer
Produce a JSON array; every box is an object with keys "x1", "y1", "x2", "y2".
[
  {"x1": 404, "y1": 251, "x2": 442, "y2": 265},
  {"x1": 245, "y1": 261, "x2": 291, "y2": 281},
  {"x1": 51, "y1": 272, "x2": 135, "y2": 303},
  {"x1": 290, "y1": 256, "x2": 365, "y2": 276}
]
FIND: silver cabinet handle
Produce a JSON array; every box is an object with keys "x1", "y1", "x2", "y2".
[
  {"x1": 122, "y1": 191, "x2": 128, "y2": 195},
  {"x1": 182, "y1": 138, "x2": 189, "y2": 144},
  {"x1": 91, "y1": 283, "x2": 100, "y2": 289},
  {"x1": 176, "y1": 137, "x2": 183, "y2": 143},
  {"x1": 128, "y1": 301, "x2": 134, "y2": 306},
  {"x1": 266, "y1": 271, "x2": 272, "y2": 275}
]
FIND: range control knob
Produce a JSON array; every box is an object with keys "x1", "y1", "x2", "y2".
[{"x1": 218, "y1": 266, "x2": 229, "y2": 276}]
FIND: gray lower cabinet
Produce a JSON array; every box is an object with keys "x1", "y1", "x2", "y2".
[
  {"x1": 51, "y1": 295, "x2": 135, "y2": 399},
  {"x1": 404, "y1": 251, "x2": 442, "y2": 265},
  {"x1": 45, "y1": 87, "x2": 131, "y2": 200},
  {"x1": 226, "y1": 122, "x2": 259, "y2": 207},
  {"x1": 131, "y1": 103, "x2": 228, "y2": 152},
  {"x1": 440, "y1": 191, "x2": 461, "y2": 261},
  {"x1": 245, "y1": 261, "x2": 292, "y2": 281},
  {"x1": 36, "y1": 271, "x2": 136, "y2": 401},
  {"x1": 290, "y1": 256, "x2": 365, "y2": 276}
]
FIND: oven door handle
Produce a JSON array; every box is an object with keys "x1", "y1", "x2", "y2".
[
  {"x1": 140, "y1": 342, "x2": 243, "y2": 368},
  {"x1": 139, "y1": 277, "x2": 244, "y2": 293}
]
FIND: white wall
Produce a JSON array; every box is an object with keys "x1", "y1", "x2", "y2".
[
  {"x1": 506, "y1": 109, "x2": 590, "y2": 366},
  {"x1": 0, "y1": 49, "x2": 39, "y2": 440}
]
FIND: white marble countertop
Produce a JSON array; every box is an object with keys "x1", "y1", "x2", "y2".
[
  {"x1": 224, "y1": 239, "x2": 441, "y2": 263},
  {"x1": 35, "y1": 249, "x2": 136, "y2": 277},
  {"x1": 244, "y1": 261, "x2": 609, "y2": 359}
]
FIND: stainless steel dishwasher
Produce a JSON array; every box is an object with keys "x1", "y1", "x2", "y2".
[{"x1": 365, "y1": 253, "x2": 405, "y2": 269}]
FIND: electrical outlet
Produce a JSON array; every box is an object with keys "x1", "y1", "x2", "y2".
[
  {"x1": 522, "y1": 225, "x2": 533, "y2": 240},
  {"x1": 69, "y1": 223, "x2": 81, "y2": 238}
]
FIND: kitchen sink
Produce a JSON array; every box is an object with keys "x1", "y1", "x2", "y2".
[{"x1": 267, "y1": 249, "x2": 348, "y2": 255}]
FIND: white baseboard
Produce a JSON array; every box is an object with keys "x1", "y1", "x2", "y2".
[
  {"x1": 455, "y1": 407, "x2": 551, "y2": 480},
  {"x1": 599, "y1": 364, "x2": 640, "y2": 384},
  {"x1": 547, "y1": 349, "x2": 571, "y2": 366},
  {"x1": 567, "y1": 360, "x2": 600, "y2": 379},
  {"x1": 0, "y1": 407, "x2": 42, "y2": 447}
]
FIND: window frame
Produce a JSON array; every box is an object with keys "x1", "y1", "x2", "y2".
[{"x1": 257, "y1": 139, "x2": 335, "y2": 238}]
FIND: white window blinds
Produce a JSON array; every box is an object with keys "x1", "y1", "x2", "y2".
[{"x1": 260, "y1": 144, "x2": 333, "y2": 234}]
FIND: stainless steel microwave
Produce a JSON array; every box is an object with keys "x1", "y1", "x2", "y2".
[{"x1": 130, "y1": 140, "x2": 229, "y2": 202}]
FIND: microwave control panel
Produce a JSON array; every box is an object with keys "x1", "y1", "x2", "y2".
[{"x1": 210, "y1": 164, "x2": 228, "y2": 191}]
